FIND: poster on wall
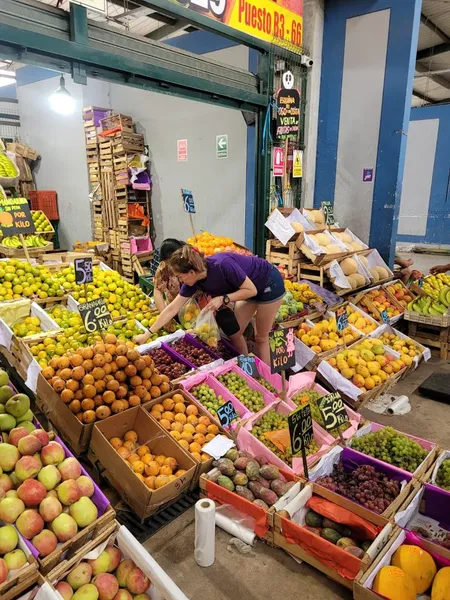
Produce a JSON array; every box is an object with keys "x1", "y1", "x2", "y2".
[
  {"x1": 275, "y1": 88, "x2": 301, "y2": 141},
  {"x1": 168, "y1": 0, "x2": 303, "y2": 49}
]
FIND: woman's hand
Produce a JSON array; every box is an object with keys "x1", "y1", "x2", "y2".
[
  {"x1": 134, "y1": 332, "x2": 151, "y2": 346},
  {"x1": 205, "y1": 296, "x2": 223, "y2": 312},
  {"x1": 430, "y1": 264, "x2": 450, "y2": 275}
]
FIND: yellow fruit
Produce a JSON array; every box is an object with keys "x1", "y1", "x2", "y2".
[
  {"x1": 352, "y1": 374, "x2": 365, "y2": 388},
  {"x1": 337, "y1": 360, "x2": 349, "y2": 371},
  {"x1": 340, "y1": 257, "x2": 358, "y2": 276},
  {"x1": 367, "y1": 361, "x2": 380, "y2": 375},
  {"x1": 356, "y1": 365, "x2": 369, "y2": 378},
  {"x1": 364, "y1": 377, "x2": 375, "y2": 390},
  {"x1": 373, "y1": 566, "x2": 416, "y2": 600},
  {"x1": 391, "y1": 545, "x2": 436, "y2": 594},
  {"x1": 341, "y1": 367, "x2": 355, "y2": 380},
  {"x1": 431, "y1": 566, "x2": 450, "y2": 600}
]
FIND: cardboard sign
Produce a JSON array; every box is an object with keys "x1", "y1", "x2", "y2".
[
  {"x1": 336, "y1": 306, "x2": 348, "y2": 332},
  {"x1": 74, "y1": 257, "x2": 93, "y2": 285},
  {"x1": 319, "y1": 392, "x2": 349, "y2": 432},
  {"x1": 217, "y1": 401, "x2": 237, "y2": 428},
  {"x1": 276, "y1": 88, "x2": 300, "y2": 141},
  {"x1": 269, "y1": 328, "x2": 296, "y2": 374},
  {"x1": 380, "y1": 310, "x2": 390, "y2": 323},
  {"x1": 288, "y1": 403, "x2": 313, "y2": 454},
  {"x1": 181, "y1": 189, "x2": 195, "y2": 214},
  {"x1": 0, "y1": 197, "x2": 36, "y2": 236},
  {"x1": 237, "y1": 355, "x2": 259, "y2": 378},
  {"x1": 78, "y1": 298, "x2": 113, "y2": 333},
  {"x1": 321, "y1": 201, "x2": 335, "y2": 226}
]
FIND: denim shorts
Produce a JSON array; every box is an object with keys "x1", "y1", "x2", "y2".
[{"x1": 254, "y1": 266, "x2": 286, "y2": 304}]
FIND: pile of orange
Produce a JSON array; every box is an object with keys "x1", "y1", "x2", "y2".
[
  {"x1": 148, "y1": 393, "x2": 219, "y2": 462},
  {"x1": 109, "y1": 430, "x2": 187, "y2": 490},
  {"x1": 187, "y1": 231, "x2": 249, "y2": 257},
  {"x1": 42, "y1": 334, "x2": 171, "y2": 423}
]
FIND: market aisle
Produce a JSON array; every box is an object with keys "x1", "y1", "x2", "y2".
[{"x1": 145, "y1": 510, "x2": 351, "y2": 600}]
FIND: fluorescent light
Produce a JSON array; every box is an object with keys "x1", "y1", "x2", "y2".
[{"x1": 49, "y1": 74, "x2": 75, "y2": 115}]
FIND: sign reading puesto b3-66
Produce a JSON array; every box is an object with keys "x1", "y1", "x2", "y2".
[{"x1": 0, "y1": 197, "x2": 36, "y2": 236}]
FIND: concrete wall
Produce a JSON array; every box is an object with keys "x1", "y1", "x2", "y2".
[
  {"x1": 397, "y1": 105, "x2": 450, "y2": 245},
  {"x1": 15, "y1": 44, "x2": 248, "y2": 249}
]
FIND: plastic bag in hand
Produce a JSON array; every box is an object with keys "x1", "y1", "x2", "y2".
[
  {"x1": 193, "y1": 307, "x2": 220, "y2": 348},
  {"x1": 178, "y1": 298, "x2": 201, "y2": 330}
]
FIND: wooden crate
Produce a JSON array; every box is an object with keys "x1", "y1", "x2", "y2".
[
  {"x1": 111, "y1": 131, "x2": 145, "y2": 153},
  {"x1": 265, "y1": 239, "x2": 301, "y2": 276},
  {"x1": 407, "y1": 320, "x2": 450, "y2": 359},
  {"x1": 100, "y1": 113, "x2": 134, "y2": 132},
  {"x1": 298, "y1": 262, "x2": 328, "y2": 287},
  {"x1": 0, "y1": 557, "x2": 38, "y2": 600}
]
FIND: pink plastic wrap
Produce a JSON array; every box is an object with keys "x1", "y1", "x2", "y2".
[
  {"x1": 237, "y1": 402, "x2": 334, "y2": 476},
  {"x1": 284, "y1": 372, "x2": 361, "y2": 441},
  {"x1": 211, "y1": 361, "x2": 279, "y2": 409},
  {"x1": 253, "y1": 357, "x2": 283, "y2": 393},
  {"x1": 180, "y1": 371, "x2": 252, "y2": 424}
]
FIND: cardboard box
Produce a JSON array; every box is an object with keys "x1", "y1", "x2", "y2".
[
  {"x1": 46, "y1": 521, "x2": 189, "y2": 600},
  {"x1": 143, "y1": 389, "x2": 232, "y2": 484},
  {"x1": 36, "y1": 373, "x2": 93, "y2": 454},
  {"x1": 90, "y1": 406, "x2": 197, "y2": 520},
  {"x1": 273, "y1": 482, "x2": 395, "y2": 590}
]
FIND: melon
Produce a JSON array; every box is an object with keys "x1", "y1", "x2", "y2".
[
  {"x1": 340, "y1": 258, "x2": 358, "y2": 276},
  {"x1": 306, "y1": 210, "x2": 318, "y2": 223},
  {"x1": 369, "y1": 268, "x2": 380, "y2": 282},
  {"x1": 313, "y1": 209, "x2": 325, "y2": 225},
  {"x1": 291, "y1": 222, "x2": 304, "y2": 233},
  {"x1": 333, "y1": 232, "x2": 343, "y2": 240},
  {"x1": 432, "y1": 566, "x2": 450, "y2": 600},
  {"x1": 315, "y1": 233, "x2": 330, "y2": 246},
  {"x1": 341, "y1": 233, "x2": 353, "y2": 244},
  {"x1": 391, "y1": 545, "x2": 436, "y2": 594},
  {"x1": 359, "y1": 256, "x2": 369, "y2": 267},
  {"x1": 353, "y1": 274, "x2": 366, "y2": 288},
  {"x1": 375, "y1": 266, "x2": 389, "y2": 280},
  {"x1": 346, "y1": 275, "x2": 358, "y2": 289},
  {"x1": 373, "y1": 566, "x2": 416, "y2": 600},
  {"x1": 326, "y1": 244, "x2": 342, "y2": 254},
  {"x1": 352, "y1": 242, "x2": 364, "y2": 251}
]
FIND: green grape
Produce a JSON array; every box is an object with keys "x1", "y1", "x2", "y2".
[
  {"x1": 190, "y1": 383, "x2": 239, "y2": 422},
  {"x1": 351, "y1": 427, "x2": 428, "y2": 473},
  {"x1": 251, "y1": 409, "x2": 319, "y2": 465},
  {"x1": 258, "y1": 378, "x2": 280, "y2": 395},
  {"x1": 217, "y1": 372, "x2": 265, "y2": 412},
  {"x1": 291, "y1": 390, "x2": 351, "y2": 439},
  {"x1": 436, "y1": 458, "x2": 450, "y2": 491}
]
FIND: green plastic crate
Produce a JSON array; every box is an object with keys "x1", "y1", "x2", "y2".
[{"x1": 139, "y1": 275, "x2": 154, "y2": 296}]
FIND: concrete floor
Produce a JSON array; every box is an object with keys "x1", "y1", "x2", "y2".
[{"x1": 144, "y1": 357, "x2": 450, "y2": 600}]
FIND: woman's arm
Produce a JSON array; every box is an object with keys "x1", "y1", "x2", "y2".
[
  {"x1": 153, "y1": 288, "x2": 166, "y2": 313},
  {"x1": 205, "y1": 277, "x2": 257, "y2": 311},
  {"x1": 134, "y1": 295, "x2": 190, "y2": 345}
]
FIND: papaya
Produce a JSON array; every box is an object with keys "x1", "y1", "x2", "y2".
[
  {"x1": 336, "y1": 537, "x2": 358, "y2": 550},
  {"x1": 432, "y1": 566, "x2": 450, "y2": 600},
  {"x1": 321, "y1": 528, "x2": 342, "y2": 545},
  {"x1": 373, "y1": 566, "x2": 416, "y2": 600},
  {"x1": 391, "y1": 544, "x2": 436, "y2": 594},
  {"x1": 322, "y1": 518, "x2": 352, "y2": 537},
  {"x1": 305, "y1": 509, "x2": 323, "y2": 528}
]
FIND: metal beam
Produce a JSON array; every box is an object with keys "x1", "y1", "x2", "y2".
[
  {"x1": 420, "y1": 13, "x2": 450, "y2": 43},
  {"x1": 417, "y1": 42, "x2": 450, "y2": 61},
  {"x1": 135, "y1": 0, "x2": 274, "y2": 52},
  {"x1": 146, "y1": 19, "x2": 188, "y2": 41},
  {"x1": 412, "y1": 89, "x2": 435, "y2": 104},
  {"x1": 415, "y1": 61, "x2": 450, "y2": 91},
  {"x1": 0, "y1": 0, "x2": 266, "y2": 110}
]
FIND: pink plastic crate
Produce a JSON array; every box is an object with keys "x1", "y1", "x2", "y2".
[
  {"x1": 130, "y1": 236, "x2": 153, "y2": 254},
  {"x1": 237, "y1": 402, "x2": 334, "y2": 476},
  {"x1": 180, "y1": 371, "x2": 252, "y2": 425}
]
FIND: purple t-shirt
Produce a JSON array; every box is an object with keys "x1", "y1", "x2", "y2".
[{"x1": 180, "y1": 253, "x2": 272, "y2": 298}]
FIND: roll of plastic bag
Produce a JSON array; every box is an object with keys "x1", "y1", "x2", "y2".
[
  {"x1": 215, "y1": 505, "x2": 256, "y2": 546},
  {"x1": 194, "y1": 499, "x2": 215, "y2": 567},
  {"x1": 386, "y1": 395, "x2": 410, "y2": 415}
]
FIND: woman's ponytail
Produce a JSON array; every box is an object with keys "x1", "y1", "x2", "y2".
[{"x1": 170, "y1": 244, "x2": 206, "y2": 273}]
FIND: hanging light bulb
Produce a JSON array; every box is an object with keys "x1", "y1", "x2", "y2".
[{"x1": 49, "y1": 74, "x2": 75, "y2": 115}]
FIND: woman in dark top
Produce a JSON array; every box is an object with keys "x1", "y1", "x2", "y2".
[{"x1": 135, "y1": 245, "x2": 285, "y2": 365}]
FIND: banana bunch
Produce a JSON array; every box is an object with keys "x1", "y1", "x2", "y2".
[
  {"x1": 408, "y1": 288, "x2": 450, "y2": 316},
  {"x1": 1, "y1": 234, "x2": 48, "y2": 249},
  {"x1": 0, "y1": 152, "x2": 18, "y2": 178}
]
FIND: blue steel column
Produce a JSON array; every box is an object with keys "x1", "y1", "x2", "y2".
[{"x1": 314, "y1": 0, "x2": 421, "y2": 265}]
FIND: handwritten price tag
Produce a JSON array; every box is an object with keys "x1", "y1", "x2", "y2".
[
  {"x1": 181, "y1": 189, "x2": 195, "y2": 214},
  {"x1": 78, "y1": 298, "x2": 113, "y2": 333},
  {"x1": 319, "y1": 392, "x2": 349, "y2": 432},
  {"x1": 269, "y1": 328, "x2": 296, "y2": 374},
  {"x1": 380, "y1": 310, "x2": 390, "y2": 323},
  {"x1": 237, "y1": 355, "x2": 259, "y2": 378},
  {"x1": 74, "y1": 257, "x2": 93, "y2": 285},
  {"x1": 288, "y1": 403, "x2": 313, "y2": 454},
  {"x1": 0, "y1": 197, "x2": 36, "y2": 235},
  {"x1": 336, "y1": 306, "x2": 348, "y2": 332},
  {"x1": 217, "y1": 401, "x2": 238, "y2": 428}
]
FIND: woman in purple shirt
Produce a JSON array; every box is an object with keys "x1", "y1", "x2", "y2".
[{"x1": 135, "y1": 245, "x2": 285, "y2": 364}]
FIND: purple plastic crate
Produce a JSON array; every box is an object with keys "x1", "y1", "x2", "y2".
[
  {"x1": 149, "y1": 344, "x2": 194, "y2": 372},
  {"x1": 20, "y1": 436, "x2": 110, "y2": 558},
  {"x1": 167, "y1": 333, "x2": 220, "y2": 368}
]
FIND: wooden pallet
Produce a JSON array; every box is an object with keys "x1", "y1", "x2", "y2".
[
  {"x1": 407, "y1": 321, "x2": 450, "y2": 360},
  {"x1": 265, "y1": 239, "x2": 301, "y2": 276}
]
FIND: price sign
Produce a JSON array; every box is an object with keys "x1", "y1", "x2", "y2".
[
  {"x1": 336, "y1": 306, "x2": 348, "y2": 332},
  {"x1": 380, "y1": 310, "x2": 390, "y2": 323},
  {"x1": 78, "y1": 298, "x2": 113, "y2": 333},
  {"x1": 319, "y1": 392, "x2": 349, "y2": 432},
  {"x1": 321, "y1": 201, "x2": 335, "y2": 226},
  {"x1": 237, "y1": 355, "x2": 259, "y2": 378},
  {"x1": 74, "y1": 257, "x2": 93, "y2": 285},
  {"x1": 181, "y1": 189, "x2": 195, "y2": 214},
  {"x1": 288, "y1": 403, "x2": 313, "y2": 454},
  {"x1": 269, "y1": 328, "x2": 296, "y2": 374},
  {"x1": 0, "y1": 197, "x2": 36, "y2": 235},
  {"x1": 275, "y1": 88, "x2": 300, "y2": 141},
  {"x1": 217, "y1": 401, "x2": 237, "y2": 428}
]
